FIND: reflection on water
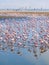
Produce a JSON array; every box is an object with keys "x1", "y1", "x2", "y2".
[{"x1": 0, "y1": 16, "x2": 49, "y2": 65}]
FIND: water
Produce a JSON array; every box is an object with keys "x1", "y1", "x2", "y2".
[{"x1": 0, "y1": 16, "x2": 49, "y2": 65}]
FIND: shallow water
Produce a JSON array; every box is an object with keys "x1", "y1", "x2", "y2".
[{"x1": 0, "y1": 16, "x2": 49, "y2": 65}]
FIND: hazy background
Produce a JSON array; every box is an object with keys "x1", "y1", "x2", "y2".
[{"x1": 0, "y1": 0, "x2": 49, "y2": 9}]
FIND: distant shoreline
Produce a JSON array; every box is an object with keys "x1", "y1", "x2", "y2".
[{"x1": 0, "y1": 10, "x2": 49, "y2": 18}]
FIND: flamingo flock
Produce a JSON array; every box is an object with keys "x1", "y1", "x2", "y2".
[{"x1": 0, "y1": 16, "x2": 49, "y2": 58}]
